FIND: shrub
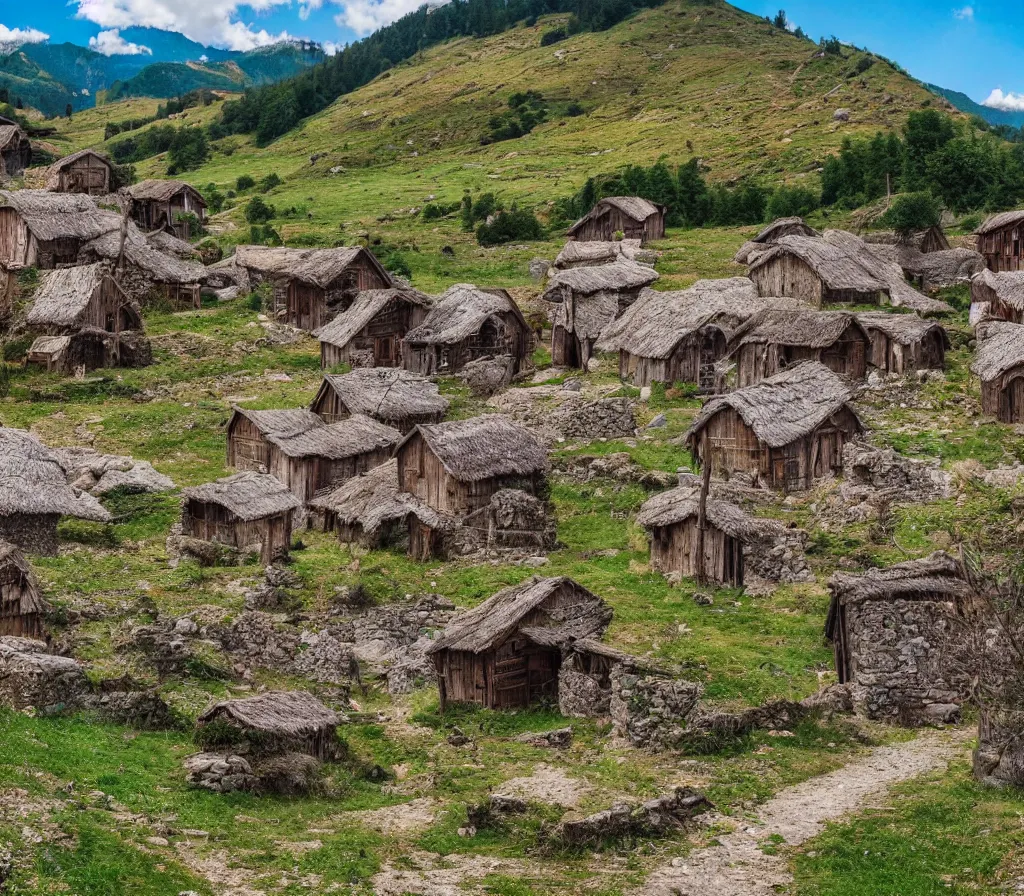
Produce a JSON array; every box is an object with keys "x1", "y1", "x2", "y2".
[
  {"x1": 258, "y1": 172, "x2": 283, "y2": 193},
  {"x1": 766, "y1": 184, "x2": 820, "y2": 220},
  {"x1": 3, "y1": 338, "x2": 31, "y2": 362},
  {"x1": 244, "y1": 196, "x2": 276, "y2": 224},
  {"x1": 383, "y1": 250, "x2": 412, "y2": 278},
  {"x1": 878, "y1": 191, "x2": 943, "y2": 236},
  {"x1": 540, "y1": 28, "x2": 567, "y2": 46},
  {"x1": 565, "y1": 101, "x2": 585, "y2": 117},
  {"x1": 236, "y1": 174, "x2": 256, "y2": 191},
  {"x1": 476, "y1": 207, "x2": 544, "y2": 245},
  {"x1": 166, "y1": 127, "x2": 209, "y2": 174}
]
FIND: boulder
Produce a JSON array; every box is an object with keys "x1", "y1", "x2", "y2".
[
  {"x1": 0, "y1": 637, "x2": 89, "y2": 713},
  {"x1": 460, "y1": 354, "x2": 517, "y2": 396}
]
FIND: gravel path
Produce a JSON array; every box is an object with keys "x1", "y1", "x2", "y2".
[{"x1": 637, "y1": 728, "x2": 969, "y2": 896}]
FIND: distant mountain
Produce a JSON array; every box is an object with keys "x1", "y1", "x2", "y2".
[
  {"x1": 0, "y1": 32, "x2": 324, "y2": 117},
  {"x1": 927, "y1": 83, "x2": 1024, "y2": 129}
]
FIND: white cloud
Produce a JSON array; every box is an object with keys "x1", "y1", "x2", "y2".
[
  {"x1": 88, "y1": 28, "x2": 152, "y2": 55},
  {"x1": 322, "y1": 40, "x2": 343, "y2": 55},
  {"x1": 0, "y1": 23, "x2": 50, "y2": 46},
  {"x1": 199, "y1": 53, "x2": 208, "y2": 61},
  {"x1": 983, "y1": 88, "x2": 1024, "y2": 112},
  {"x1": 334, "y1": 0, "x2": 439, "y2": 36},
  {"x1": 73, "y1": 0, "x2": 295, "y2": 51},
  {"x1": 953, "y1": 5, "x2": 974, "y2": 20},
  {"x1": 299, "y1": 0, "x2": 324, "y2": 21}
]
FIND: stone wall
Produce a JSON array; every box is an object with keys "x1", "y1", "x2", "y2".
[
  {"x1": 553, "y1": 397, "x2": 636, "y2": 441},
  {"x1": 609, "y1": 667, "x2": 703, "y2": 750},
  {"x1": 841, "y1": 442, "x2": 952, "y2": 509},
  {"x1": 0, "y1": 636, "x2": 89, "y2": 713},
  {"x1": 845, "y1": 597, "x2": 962, "y2": 722},
  {"x1": 0, "y1": 514, "x2": 59, "y2": 557},
  {"x1": 745, "y1": 528, "x2": 814, "y2": 585},
  {"x1": 558, "y1": 666, "x2": 611, "y2": 718}
]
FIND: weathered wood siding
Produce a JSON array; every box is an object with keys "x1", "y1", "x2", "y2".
[
  {"x1": 403, "y1": 312, "x2": 531, "y2": 376},
  {"x1": 226, "y1": 416, "x2": 271, "y2": 471},
  {"x1": 735, "y1": 330, "x2": 868, "y2": 388},
  {"x1": 55, "y1": 155, "x2": 111, "y2": 196},
  {"x1": 0, "y1": 207, "x2": 36, "y2": 268},
  {"x1": 620, "y1": 327, "x2": 729, "y2": 391},
  {"x1": 570, "y1": 207, "x2": 665, "y2": 245},
  {"x1": 0, "y1": 564, "x2": 43, "y2": 639},
  {"x1": 132, "y1": 190, "x2": 206, "y2": 240},
  {"x1": 268, "y1": 446, "x2": 393, "y2": 504},
  {"x1": 751, "y1": 255, "x2": 884, "y2": 306},
  {"x1": 979, "y1": 223, "x2": 1024, "y2": 272},
  {"x1": 864, "y1": 330, "x2": 946, "y2": 374},
  {"x1": 310, "y1": 383, "x2": 442, "y2": 432},
  {"x1": 281, "y1": 260, "x2": 390, "y2": 332},
  {"x1": 320, "y1": 297, "x2": 427, "y2": 368},
  {"x1": 649, "y1": 518, "x2": 744, "y2": 587},
  {"x1": 981, "y1": 367, "x2": 1024, "y2": 422},
  {"x1": 182, "y1": 500, "x2": 291, "y2": 565}
]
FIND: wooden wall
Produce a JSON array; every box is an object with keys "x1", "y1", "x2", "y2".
[
  {"x1": 981, "y1": 369, "x2": 1024, "y2": 422},
  {"x1": 620, "y1": 327, "x2": 729, "y2": 391},
  {"x1": 320, "y1": 297, "x2": 426, "y2": 368},
  {"x1": 0, "y1": 564, "x2": 43, "y2": 639},
  {"x1": 56, "y1": 156, "x2": 111, "y2": 196},
  {"x1": 182, "y1": 500, "x2": 291, "y2": 565},
  {"x1": 403, "y1": 312, "x2": 530, "y2": 376},
  {"x1": 311, "y1": 384, "x2": 441, "y2": 432},
  {"x1": 649, "y1": 518, "x2": 744, "y2": 587},
  {"x1": 979, "y1": 223, "x2": 1024, "y2": 272},
  {"x1": 268, "y1": 446, "x2": 393, "y2": 504},
  {"x1": 750, "y1": 255, "x2": 824, "y2": 306},
  {"x1": 865, "y1": 330, "x2": 946, "y2": 374},
  {"x1": 226, "y1": 416, "x2": 271, "y2": 471},
  {"x1": 735, "y1": 330, "x2": 868, "y2": 388},
  {"x1": 570, "y1": 206, "x2": 665, "y2": 245},
  {"x1": 0, "y1": 207, "x2": 35, "y2": 268},
  {"x1": 132, "y1": 191, "x2": 206, "y2": 240},
  {"x1": 282, "y1": 260, "x2": 390, "y2": 331}
]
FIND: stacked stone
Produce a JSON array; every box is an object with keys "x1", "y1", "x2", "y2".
[
  {"x1": 184, "y1": 753, "x2": 257, "y2": 793},
  {"x1": 609, "y1": 667, "x2": 703, "y2": 749}
]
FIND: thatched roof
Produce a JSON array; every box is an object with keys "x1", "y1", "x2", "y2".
[
  {"x1": 233, "y1": 245, "x2": 390, "y2": 289},
  {"x1": 972, "y1": 269, "x2": 1024, "y2": 312},
  {"x1": 426, "y1": 576, "x2": 611, "y2": 655},
  {"x1": 146, "y1": 229, "x2": 201, "y2": 260},
  {"x1": 404, "y1": 284, "x2": 526, "y2": 346},
  {"x1": 750, "y1": 235, "x2": 889, "y2": 294},
  {"x1": 267, "y1": 414, "x2": 400, "y2": 459},
  {"x1": 597, "y1": 279, "x2": 801, "y2": 358},
  {"x1": 44, "y1": 149, "x2": 112, "y2": 189},
  {"x1": 976, "y1": 211, "x2": 1024, "y2": 235},
  {"x1": 0, "y1": 541, "x2": 44, "y2": 616},
  {"x1": 754, "y1": 217, "x2": 820, "y2": 243},
  {"x1": 567, "y1": 196, "x2": 665, "y2": 236},
  {"x1": 971, "y1": 320, "x2": 1024, "y2": 381},
  {"x1": 855, "y1": 312, "x2": 949, "y2": 347},
  {"x1": 27, "y1": 335, "x2": 71, "y2": 358},
  {"x1": 81, "y1": 223, "x2": 205, "y2": 285},
  {"x1": 128, "y1": 179, "x2": 206, "y2": 206},
  {"x1": 543, "y1": 258, "x2": 659, "y2": 299},
  {"x1": 636, "y1": 487, "x2": 785, "y2": 540},
  {"x1": 182, "y1": 472, "x2": 300, "y2": 520},
  {"x1": 198, "y1": 690, "x2": 341, "y2": 734},
  {"x1": 309, "y1": 460, "x2": 412, "y2": 534},
  {"x1": 0, "y1": 190, "x2": 119, "y2": 244},
  {"x1": 27, "y1": 263, "x2": 129, "y2": 329},
  {"x1": 730, "y1": 309, "x2": 866, "y2": 350},
  {"x1": 0, "y1": 429, "x2": 111, "y2": 522},
  {"x1": 554, "y1": 239, "x2": 645, "y2": 268},
  {"x1": 313, "y1": 369, "x2": 449, "y2": 424},
  {"x1": 686, "y1": 361, "x2": 862, "y2": 448},
  {"x1": 315, "y1": 288, "x2": 431, "y2": 349},
  {"x1": 0, "y1": 125, "x2": 28, "y2": 154},
  {"x1": 230, "y1": 407, "x2": 323, "y2": 440},
  {"x1": 400, "y1": 415, "x2": 548, "y2": 482}
]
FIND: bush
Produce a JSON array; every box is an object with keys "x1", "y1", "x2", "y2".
[
  {"x1": 383, "y1": 250, "x2": 412, "y2": 278},
  {"x1": 476, "y1": 207, "x2": 544, "y2": 245},
  {"x1": 236, "y1": 174, "x2": 256, "y2": 191},
  {"x1": 878, "y1": 191, "x2": 942, "y2": 236},
  {"x1": 244, "y1": 196, "x2": 276, "y2": 224},
  {"x1": 422, "y1": 201, "x2": 460, "y2": 220},
  {"x1": 540, "y1": 28, "x2": 567, "y2": 46},
  {"x1": 766, "y1": 184, "x2": 820, "y2": 220},
  {"x1": 167, "y1": 127, "x2": 209, "y2": 174},
  {"x1": 3, "y1": 338, "x2": 31, "y2": 362},
  {"x1": 565, "y1": 101, "x2": 585, "y2": 117},
  {"x1": 258, "y1": 172, "x2": 283, "y2": 192}
]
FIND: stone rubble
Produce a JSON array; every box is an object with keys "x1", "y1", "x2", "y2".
[{"x1": 52, "y1": 446, "x2": 175, "y2": 497}]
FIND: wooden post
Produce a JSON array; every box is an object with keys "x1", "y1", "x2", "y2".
[{"x1": 695, "y1": 430, "x2": 711, "y2": 586}]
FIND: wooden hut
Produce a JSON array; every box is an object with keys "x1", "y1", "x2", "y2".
[
  {"x1": 180, "y1": 472, "x2": 300, "y2": 565},
  {"x1": 45, "y1": 149, "x2": 113, "y2": 196},
  {"x1": 636, "y1": 487, "x2": 785, "y2": 587},
  {"x1": 395, "y1": 415, "x2": 549, "y2": 559},
  {"x1": 566, "y1": 197, "x2": 667, "y2": 245},
  {"x1": 553, "y1": 239, "x2": 647, "y2": 269},
  {"x1": 0, "y1": 428, "x2": 111, "y2": 555},
  {"x1": 728, "y1": 309, "x2": 870, "y2": 387},
  {"x1": 226, "y1": 407, "x2": 324, "y2": 472},
  {"x1": 971, "y1": 269, "x2": 1024, "y2": 324},
  {"x1": 232, "y1": 246, "x2": 392, "y2": 331},
  {"x1": 0, "y1": 120, "x2": 31, "y2": 178},
  {"x1": 596, "y1": 278, "x2": 790, "y2": 390},
  {"x1": 0, "y1": 541, "x2": 46, "y2": 639},
  {"x1": 0, "y1": 190, "x2": 119, "y2": 269},
  {"x1": 265, "y1": 414, "x2": 401, "y2": 504},
  {"x1": 748, "y1": 235, "x2": 889, "y2": 307},
  {"x1": 684, "y1": 361, "x2": 865, "y2": 492},
  {"x1": 315, "y1": 287, "x2": 431, "y2": 368},
  {"x1": 197, "y1": 691, "x2": 344, "y2": 760},
  {"x1": 402, "y1": 284, "x2": 532, "y2": 376},
  {"x1": 972, "y1": 320, "x2": 1024, "y2": 423},
  {"x1": 426, "y1": 576, "x2": 612, "y2": 710},
  {"x1": 733, "y1": 216, "x2": 820, "y2": 265},
  {"x1": 825, "y1": 552, "x2": 969, "y2": 720},
  {"x1": 310, "y1": 369, "x2": 449, "y2": 433},
  {"x1": 127, "y1": 180, "x2": 207, "y2": 240},
  {"x1": 855, "y1": 312, "x2": 949, "y2": 374},
  {"x1": 976, "y1": 211, "x2": 1024, "y2": 272},
  {"x1": 543, "y1": 259, "x2": 659, "y2": 369},
  {"x1": 309, "y1": 460, "x2": 411, "y2": 548},
  {"x1": 863, "y1": 225, "x2": 951, "y2": 255}
]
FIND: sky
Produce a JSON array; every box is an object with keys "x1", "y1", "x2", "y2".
[{"x1": 1, "y1": 0, "x2": 1022, "y2": 109}]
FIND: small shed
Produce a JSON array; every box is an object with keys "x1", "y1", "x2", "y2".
[
  {"x1": 748, "y1": 234, "x2": 889, "y2": 306},
  {"x1": 45, "y1": 149, "x2": 113, "y2": 196},
  {"x1": 0, "y1": 541, "x2": 46, "y2": 639},
  {"x1": 543, "y1": 259, "x2": 659, "y2": 369},
  {"x1": 180, "y1": 472, "x2": 301, "y2": 565},
  {"x1": 566, "y1": 197, "x2": 667, "y2": 245},
  {"x1": 0, "y1": 121, "x2": 31, "y2": 178},
  {"x1": 0, "y1": 428, "x2": 111, "y2": 555},
  {"x1": 310, "y1": 368, "x2": 449, "y2": 432},
  {"x1": 197, "y1": 691, "x2": 344, "y2": 760},
  {"x1": 728, "y1": 309, "x2": 870, "y2": 387},
  {"x1": 972, "y1": 320, "x2": 1024, "y2": 423},
  {"x1": 733, "y1": 217, "x2": 820, "y2": 265},
  {"x1": 863, "y1": 225, "x2": 951, "y2": 255},
  {"x1": 309, "y1": 459, "x2": 410, "y2": 547},
  {"x1": 127, "y1": 179, "x2": 208, "y2": 240},
  {"x1": 636, "y1": 488, "x2": 785, "y2": 587},
  {"x1": 684, "y1": 361, "x2": 865, "y2": 492},
  {"x1": 27, "y1": 263, "x2": 141, "y2": 336},
  {"x1": 226, "y1": 407, "x2": 324, "y2": 472},
  {"x1": 265, "y1": 414, "x2": 401, "y2": 504},
  {"x1": 825, "y1": 552, "x2": 969, "y2": 720},
  {"x1": 426, "y1": 576, "x2": 612, "y2": 710},
  {"x1": 233, "y1": 246, "x2": 392, "y2": 331},
  {"x1": 315, "y1": 287, "x2": 431, "y2": 368},
  {"x1": 970, "y1": 269, "x2": 1024, "y2": 324},
  {"x1": 976, "y1": 210, "x2": 1024, "y2": 272},
  {"x1": 0, "y1": 190, "x2": 119, "y2": 269},
  {"x1": 402, "y1": 284, "x2": 532, "y2": 376},
  {"x1": 855, "y1": 312, "x2": 949, "y2": 374},
  {"x1": 26, "y1": 331, "x2": 122, "y2": 375},
  {"x1": 553, "y1": 239, "x2": 647, "y2": 269}
]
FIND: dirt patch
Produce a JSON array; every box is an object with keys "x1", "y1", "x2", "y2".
[
  {"x1": 172, "y1": 845, "x2": 268, "y2": 896},
  {"x1": 338, "y1": 798, "x2": 437, "y2": 835},
  {"x1": 497, "y1": 764, "x2": 591, "y2": 809},
  {"x1": 371, "y1": 851, "x2": 528, "y2": 896}
]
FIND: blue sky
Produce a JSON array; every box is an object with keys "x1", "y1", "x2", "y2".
[{"x1": 1, "y1": 0, "x2": 1022, "y2": 109}]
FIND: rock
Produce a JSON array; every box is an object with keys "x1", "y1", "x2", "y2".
[
  {"x1": 184, "y1": 753, "x2": 256, "y2": 793},
  {"x1": 586, "y1": 357, "x2": 602, "y2": 372},
  {"x1": 528, "y1": 258, "x2": 551, "y2": 281},
  {"x1": 646, "y1": 413, "x2": 667, "y2": 429},
  {"x1": 639, "y1": 386, "x2": 652, "y2": 402},
  {"x1": 447, "y1": 727, "x2": 473, "y2": 747},
  {"x1": 693, "y1": 592, "x2": 713, "y2": 606},
  {"x1": 0, "y1": 637, "x2": 90, "y2": 713},
  {"x1": 522, "y1": 556, "x2": 549, "y2": 568},
  {"x1": 554, "y1": 398, "x2": 636, "y2": 441},
  {"x1": 489, "y1": 794, "x2": 528, "y2": 814},
  {"x1": 833, "y1": 108, "x2": 851, "y2": 122},
  {"x1": 561, "y1": 378, "x2": 582, "y2": 392},
  {"x1": 516, "y1": 727, "x2": 573, "y2": 748},
  {"x1": 51, "y1": 447, "x2": 175, "y2": 497},
  {"x1": 460, "y1": 355, "x2": 516, "y2": 396},
  {"x1": 548, "y1": 787, "x2": 711, "y2": 846}
]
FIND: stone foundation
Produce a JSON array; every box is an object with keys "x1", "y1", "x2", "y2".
[{"x1": 609, "y1": 668, "x2": 703, "y2": 750}]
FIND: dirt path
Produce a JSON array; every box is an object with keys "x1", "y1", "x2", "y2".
[{"x1": 637, "y1": 728, "x2": 969, "y2": 896}]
